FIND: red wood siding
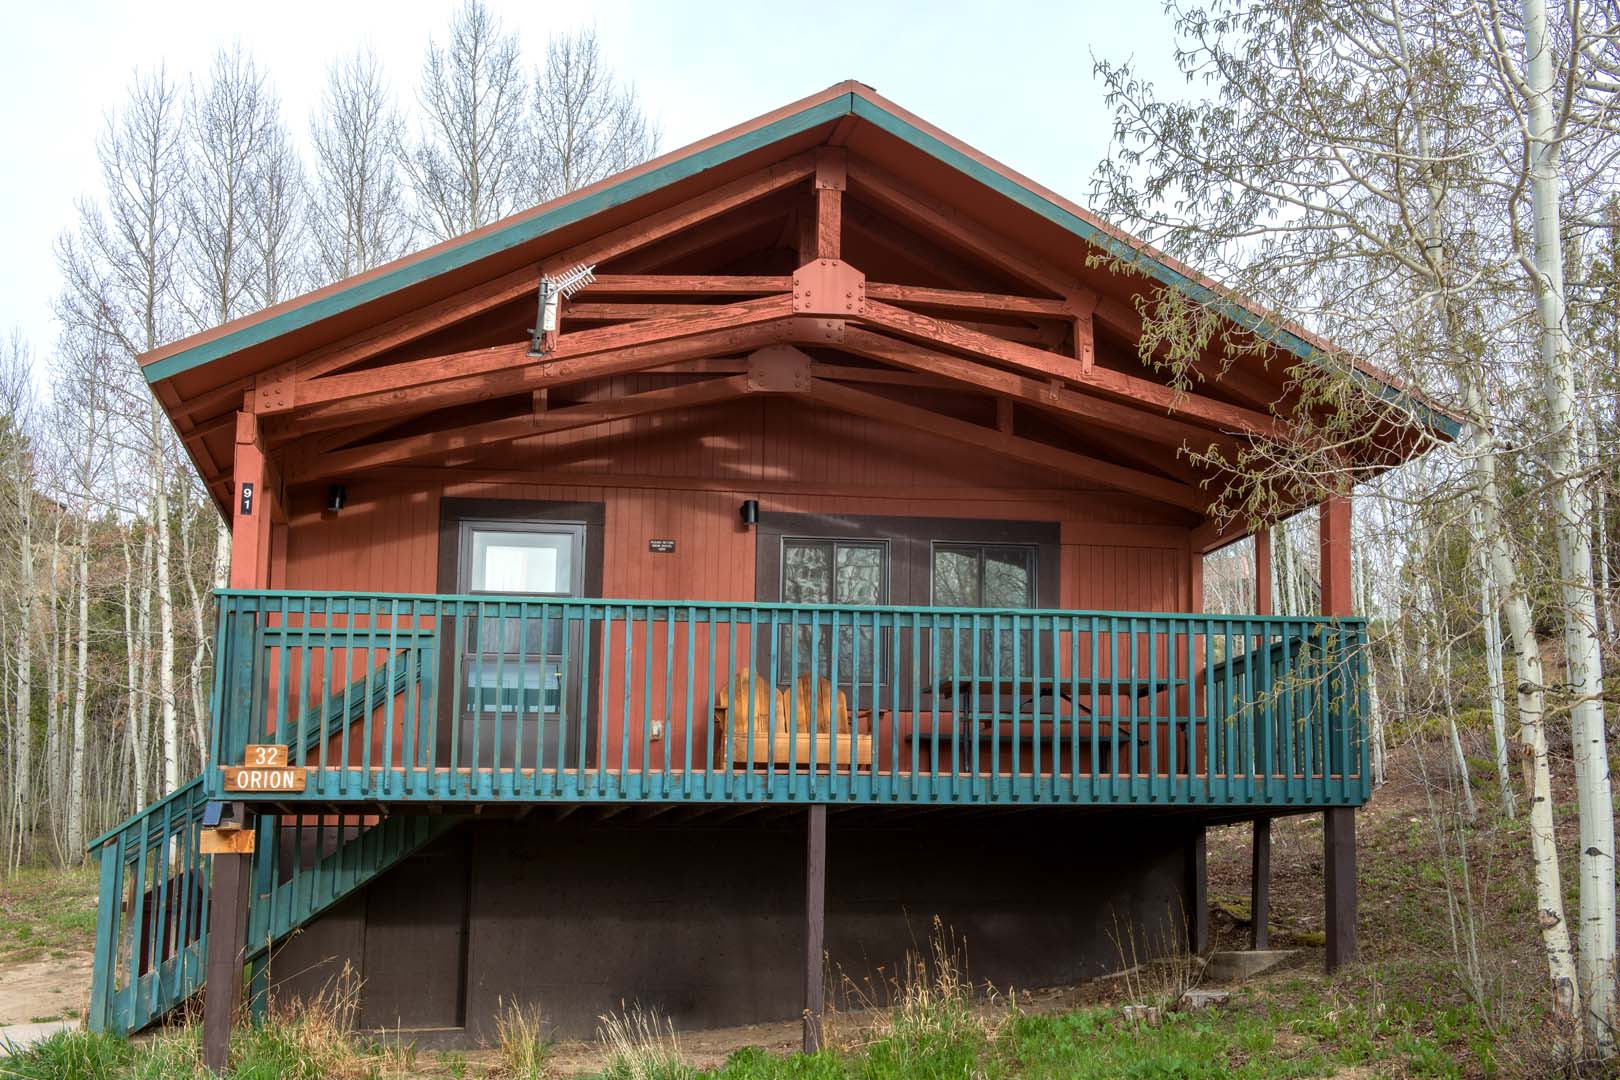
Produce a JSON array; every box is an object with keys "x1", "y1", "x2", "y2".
[
  {"x1": 279, "y1": 395, "x2": 1195, "y2": 608},
  {"x1": 272, "y1": 398, "x2": 1196, "y2": 773}
]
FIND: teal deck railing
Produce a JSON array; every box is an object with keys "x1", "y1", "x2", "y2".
[
  {"x1": 207, "y1": 590, "x2": 1370, "y2": 808},
  {"x1": 86, "y1": 639, "x2": 456, "y2": 1036}
]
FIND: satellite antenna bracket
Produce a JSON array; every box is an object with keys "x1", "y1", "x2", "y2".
[{"x1": 528, "y1": 263, "x2": 597, "y2": 357}]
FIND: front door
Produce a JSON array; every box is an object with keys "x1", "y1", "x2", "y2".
[{"x1": 455, "y1": 520, "x2": 587, "y2": 772}]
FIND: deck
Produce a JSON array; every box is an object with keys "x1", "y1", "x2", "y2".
[{"x1": 206, "y1": 589, "x2": 1371, "y2": 809}]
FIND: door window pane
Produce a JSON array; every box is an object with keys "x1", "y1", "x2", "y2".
[{"x1": 470, "y1": 531, "x2": 573, "y2": 595}]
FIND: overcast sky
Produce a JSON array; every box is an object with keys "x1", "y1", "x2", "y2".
[{"x1": 0, "y1": 0, "x2": 1182, "y2": 379}]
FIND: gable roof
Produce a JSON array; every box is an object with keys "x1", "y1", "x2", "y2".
[
  {"x1": 143, "y1": 81, "x2": 1454, "y2": 422},
  {"x1": 144, "y1": 81, "x2": 1458, "y2": 530}
]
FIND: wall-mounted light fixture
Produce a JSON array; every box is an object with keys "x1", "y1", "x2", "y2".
[
  {"x1": 326, "y1": 485, "x2": 347, "y2": 513},
  {"x1": 739, "y1": 499, "x2": 759, "y2": 528}
]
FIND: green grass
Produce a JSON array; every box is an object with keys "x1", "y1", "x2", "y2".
[
  {"x1": 0, "y1": 866, "x2": 99, "y2": 965},
  {"x1": 657, "y1": 992, "x2": 1485, "y2": 1080},
  {"x1": 0, "y1": 976, "x2": 1518, "y2": 1079}
]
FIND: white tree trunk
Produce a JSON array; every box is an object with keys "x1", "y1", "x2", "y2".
[
  {"x1": 10, "y1": 447, "x2": 32, "y2": 869},
  {"x1": 179, "y1": 498, "x2": 211, "y2": 770},
  {"x1": 1474, "y1": 532, "x2": 1516, "y2": 818},
  {"x1": 65, "y1": 514, "x2": 90, "y2": 861},
  {"x1": 1441, "y1": 656, "x2": 1477, "y2": 823},
  {"x1": 1468, "y1": 379, "x2": 1580, "y2": 1036},
  {"x1": 151, "y1": 416, "x2": 180, "y2": 796},
  {"x1": 44, "y1": 519, "x2": 64, "y2": 862},
  {"x1": 1520, "y1": 0, "x2": 1616, "y2": 1050},
  {"x1": 121, "y1": 532, "x2": 148, "y2": 814},
  {"x1": 1584, "y1": 392, "x2": 1611, "y2": 646}
]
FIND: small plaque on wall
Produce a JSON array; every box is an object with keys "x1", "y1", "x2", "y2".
[{"x1": 649, "y1": 539, "x2": 676, "y2": 553}]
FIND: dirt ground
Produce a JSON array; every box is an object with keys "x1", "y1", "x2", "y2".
[{"x1": 0, "y1": 953, "x2": 92, "y2": 1027}]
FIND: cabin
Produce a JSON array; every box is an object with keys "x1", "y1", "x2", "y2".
[{"x1": 86, "y1": 82, "x2": 1453, "y2": 1064}]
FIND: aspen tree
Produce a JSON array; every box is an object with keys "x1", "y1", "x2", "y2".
[
  {"x1": 1508, "y1": 0, "x2": 1617, "y2": 1048},
  {"x1": 406, "y1": 1, "x2": 528, "y2": 239},
  {"x1": 309, "y1": 50, "x2": 412, "y2": 281},
  {"x1": 529, "y1": 28, "x2": 658, "y2": 202}
]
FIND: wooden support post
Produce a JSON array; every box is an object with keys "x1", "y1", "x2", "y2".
[
  {"x1": 813, "y1": 149, "x2": 844, "y2": 261},
  {"x1": 202, "y1": 831, "x2": 253, "y2": 1072},
  {"x1": 1251, "y1": 529, "x2": 1273, "y2": 952},
  {"x1": 1186, "y1": 827, "x2": 1208, "y2": 955},
  {"x1": 1324, "y1": 807, "x2": 1357, "y2": 969},
  {"x1": 804, "y1": 804, "x2": 827, "y2": 1053},
  {"x1": 1250, "y1": 817, "x2": 1271, "y2": 950},
  {"x1": 206, "y1": 407, "x2": 274, "y2": 1071},
  {"x1": 1254, "y1": 528, "x2": 1273, "y2": 616},
  {"x1": 1319, "y1": 496, "x2": 1352, "y2": 615},
  {"x1": 1318, "y1": 494, "x2": 1357, "y2": 970},
  {"x1": 229, "y1": 408, "x2": 274, "y2": 589}
]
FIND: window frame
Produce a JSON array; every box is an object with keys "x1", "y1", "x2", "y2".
[
  {"x1": 928, "y1": 541, "x2": 1039, "y2": 610},
  {"x1": 775, "y1": 536, "x2": 891, "y2": 690},
  {"x1": 778, "y1": 536, "x2": 892, "y2": 608}
]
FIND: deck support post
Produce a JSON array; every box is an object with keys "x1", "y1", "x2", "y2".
[
  {"x1": 1318, "y1": 494, "x2": 1357, "y2": 970},
  {"x1": 1251, "y1": 529, "x2": 1274, "y2": 952},
  {"x1": 804, "y1": 804, "x2": 827, "y2": 1053},
  {"x1": 1186, "y1": 826, "x2": 1208, "y2": 954},
  {"x1": 1324, "y1": 807, "x2": 1357, "y2": 969},
  {"x1": 1250, "y1": 817, "x2": 1271, "y2": 949},
  {"x1": 202, "y1": 838, "x2": 253, "y2": 1072},
  {"x1": 205, "y1": 403, "x2": 275, "y2": 1071}
]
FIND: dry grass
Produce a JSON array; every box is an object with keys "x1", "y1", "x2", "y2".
[
  {"x1": 1107, "y1": 902, "x2": 1206, "y2": 1019},
  {"x1": 494, "y1": 996, "x2": 553, "y2": 1079},
  {"x1": 595, "y1": 1001, "x2": 695, "y2": 1080}
]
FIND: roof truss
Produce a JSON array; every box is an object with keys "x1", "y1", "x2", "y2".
[{"x1": 230, "y1": 146, "x2": 1332, "y2": 519}]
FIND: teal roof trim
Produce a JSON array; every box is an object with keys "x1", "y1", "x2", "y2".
[{"x1": 143, "y1": 95, "x2": 855, "y2": 384}]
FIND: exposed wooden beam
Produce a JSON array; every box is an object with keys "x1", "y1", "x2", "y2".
[
  {"x1": 564, "y1": 302, "x2": 720, "y2": 321},
  {"x1": 806, "y1": 378, "x2": 1207, "y2": 512},
  {"x1": 252, "y1": 154, "x2": 816, "y2": 393},
  {"x1": 571, "y1": 299, "x2": 1050, "y2": 346},
  {"x1": 331, "y1": 469, "x2": 1201, "y2": 523},
  {"x1": 647, "y1": 356, "x2": 958, "y2": 390},
  {"x1": 804, "y1": 804, "x2": 827, "y2": 1053},
  {"x1": 290, "y1": 374, "x2": 754, "y2": 479},
  {"x1": 856, "y1": 300, "x2": 1285, "y2": 440},
  {"x1": 834, "y1": 326, "x2": 1234, "y2": 453},
  {"x1": 278, "y1": 323, "x2": 781, "y2": 445},
  {"x1": 268, "y1": 414, "x2": 410, "y2": 453},
  {"x1": 995, "y1": 397, "x2": 1014, "y2": 434},
  {"x1": 865, "y1": 282, "x2": 1072, "y2": 318},
  {"x1": 275, "y1": 296, "x2": 794, "y2": 431},
  {"x1": 1190, "y1": 516, "x2": 1256, "y2": 554},
  {"x1": 580, "y1": 274, "x2": 791, "y2": 295}
]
